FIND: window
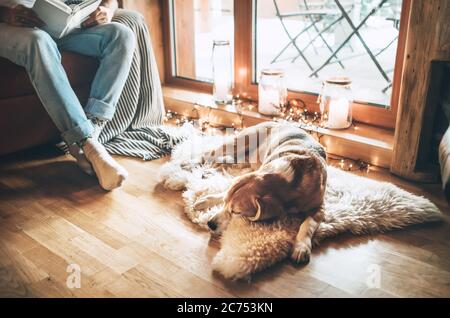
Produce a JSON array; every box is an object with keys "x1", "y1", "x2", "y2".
[
  {"x1": 255, "y1": 0, "x2": 403, "y2": 107},
  {"x1": 163, "y1": 0, "x2": 410, "y2": 128},
  {"x1": 169, "y1": 0, "x2": 234, "y2": 82}
]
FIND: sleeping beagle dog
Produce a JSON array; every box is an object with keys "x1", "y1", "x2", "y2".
[{"x1": 194, "y1": 122, "x2": 327, "y2": 264}]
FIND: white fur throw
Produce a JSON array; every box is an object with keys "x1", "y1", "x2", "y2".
[{"x1": 159, "y1": 132, "x2": 444, "y2": 280}]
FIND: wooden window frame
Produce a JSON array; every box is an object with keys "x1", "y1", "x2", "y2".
[{"x1": 162, "y1": 0, "x2": 411, "y2": 129}]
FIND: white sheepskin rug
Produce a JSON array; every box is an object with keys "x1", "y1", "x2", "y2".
[{"x1": 159, "y1": 130, "x2": 444, "y2": 281}]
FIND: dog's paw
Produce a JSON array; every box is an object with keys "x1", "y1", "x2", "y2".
[
  {"x1": 194, "y1": 194, "x2": 224, "y2": 211},
  {"x1": 194, "y1": 197, "x2": 208, "y2": 211},
  {"x1": 194, "y1": 196, "x2": 217, "y2": 211},
  {"x1": 290, "y1": 241, "x2": 311, "y2": 265}
]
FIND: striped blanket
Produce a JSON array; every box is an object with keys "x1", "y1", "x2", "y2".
[{"x1": 62, "y1": 9, "x2": 185, "y2": 160}]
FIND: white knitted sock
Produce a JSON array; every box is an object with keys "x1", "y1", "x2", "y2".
[
  {"x1": 82, "y1": 138, "x2": 128, "y2": 191},
  {"x1": 68, "y1": 144, "x2": 94, "y2": 176}
]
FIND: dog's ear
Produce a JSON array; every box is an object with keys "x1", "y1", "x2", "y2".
[
  {"x1": 245, "y1": 195, "x2": 284, "y2": 221},
  {"x1": 224, "y1": 173, "x2": 255, "y2": 202},
  {"x1": 289, "y1": 155, "x2": 318, "y2": 186},
  {"x1": 290, "y1": 155, "x2": 315, "y2": 171}
]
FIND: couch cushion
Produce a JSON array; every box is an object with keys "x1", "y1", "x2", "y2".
[{"x1": 0, "y1": 52, "x2": 98, "y2": 99}]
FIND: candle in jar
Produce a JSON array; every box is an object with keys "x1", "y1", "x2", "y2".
[
  {"x1": 259, "y1": 89, "x2": 281, "y2": 115},
  {"x1": 214, "y1": 77, "x2": 231, "y2": 103},
  {"x1": 327, "y1": 98, "x2": 350, "y2": 129}
]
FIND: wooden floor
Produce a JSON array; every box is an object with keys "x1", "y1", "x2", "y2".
[{"x1": 0, "y1": 145, "x2": 449, "y2": 298}]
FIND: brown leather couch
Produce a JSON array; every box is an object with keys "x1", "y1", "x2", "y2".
[{"x1": 0, "y1": 53, "x2": 98, "y2": 156}]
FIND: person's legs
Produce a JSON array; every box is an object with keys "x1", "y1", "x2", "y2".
[
  {"x1": 56, "y1": 23, "x2": 136, "y2": 190},
  {"x1": 0, "y1": 24, "x2": 94, "y2": 146},
  {"x1": 0, "y1": 24, "x2": 130, "y2": 190},
  {"x1": 0, "y1": 24, "x2": 95, "y2": 175},
  {"x1": 57, "y1": 22, "x2": 136, "y2": 123}
]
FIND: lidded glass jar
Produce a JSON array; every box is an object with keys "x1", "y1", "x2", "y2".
[
  {"x1": 258, "y1": 69, "x2": 287, "y2": 116},
  {"x1": 212, "y1": 40, "x2": 233, "y2": 104},
  {"x1": 318, "y1": 77, "x2": 353, "y2": 129}
]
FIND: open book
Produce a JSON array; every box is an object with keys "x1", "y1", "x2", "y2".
[{"x1": 33, "y1": 0, "x2": 101, "y2": 39}]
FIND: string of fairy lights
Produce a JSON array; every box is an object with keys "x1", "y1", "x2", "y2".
[{"x1": 164, "y1": 97, "x2": 372, "y2": 173}]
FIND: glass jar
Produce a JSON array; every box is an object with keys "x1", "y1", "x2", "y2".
[
  {"x1": 258, "y1": 69, "x2": 287, "y2": 116},
  {"x1": 318, "y1": 77, "x2": 353, "y2": 129},
  {"x1": 212, "y1": 40, "x2": 233, "y2": 104}
]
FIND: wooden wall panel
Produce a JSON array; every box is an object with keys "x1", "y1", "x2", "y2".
[
  {"x1": 391, "y1": 0, "x2": 450, "y2": 182},
  {"x1": 122, "y1": 0, "x2": 166, "y2": 83},
  {"x1": 172, "y1": 0, "x2": 196, "y2": 79}
]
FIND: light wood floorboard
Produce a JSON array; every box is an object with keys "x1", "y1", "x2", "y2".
[{"x1": 0, "y1": 146, "x2": 449, "y2": 298}]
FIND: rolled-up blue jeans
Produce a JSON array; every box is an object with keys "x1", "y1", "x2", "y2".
[{"x1": 0, "y1": 22, "x2": 136, "y2": 145}]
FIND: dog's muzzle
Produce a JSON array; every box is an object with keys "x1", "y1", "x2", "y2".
[{"x1": 207, "y1": 220, "x2": 218, "y2": 231}]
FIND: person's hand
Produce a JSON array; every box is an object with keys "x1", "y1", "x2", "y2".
[
  {"x1": 3, "y1": 5, "x2": 45, "y2": 28},
  {"x1": 82, "y1": 6, "x2": 114, "y2": 28}
]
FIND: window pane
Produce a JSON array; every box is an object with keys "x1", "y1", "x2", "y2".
[
  {"x1": 255, "y1": 0, "x2": 403, "y2": 107},
  {"x1": 171, "y1": 0, "x2": 234, "y2": 82}
]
